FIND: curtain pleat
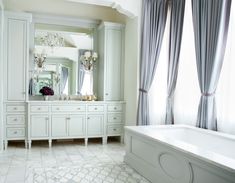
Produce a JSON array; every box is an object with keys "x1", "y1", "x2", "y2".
[
  {"x1": 137, "y1": 0, "x2": 168, "y2": 126},
  {"x1": 165, "y1": 0, "x2": 186, "y2": 125},
  {"x1": 192, "y1": 0, "x2": 232, "y2": 130}
]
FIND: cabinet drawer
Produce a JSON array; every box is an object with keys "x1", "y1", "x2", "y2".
[
  {"x1": 31, "y1": 105, "x2": 49, "y2": 113},
  {"x1": 107, "y1": 125, "x2": 123, "y2": 135},
  {"x1": 6, "y1": 128, "x2": 25, "y2": 138},
  {"x1": 108, "y1": 114, "x2": 122, "y2": 123},
  {"x1": 6, "y1": 115, "x2": 25, "y2": 125},
  {"x1": 52, "y1": 105, "x2": 86, "y2": 112},
  {"x1": 107, "y1": 104, "x2": 123, "y2": 112},
  {"x1": 88, "y1": 105, "x2": 104, "y2": 112},
  {"x1": 6, "y1": 105, "x2": 25, "y2": 112}
]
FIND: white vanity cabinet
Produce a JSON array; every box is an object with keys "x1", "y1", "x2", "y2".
[
  {"x1": 51, "y1": 114, "x2": 86, "y2": 138},
  {"x1": 4, "y1": 103, "x2": 27, "y2": 149},
  {"x1": 4, "y1": 12, "x2": 31, "y2": 101},
  {"x1": 98, "y1": 22, "x2": 125, "y2": 101},
  {"x1": 3, "y1": 12, "x2": 31, "y2": 149},
  {"x1": 30, "y1": 115, "x2": 49, "y2": 138},
  {"x1": 106, "y1": 103, "x2": 125, "y2": 142},
  {"x1": 68, "y1": 115, "x2": 86, "y2": 137},
  {"x1": 51, "y1": 115, "x2": 68, "y2": 137},
  {"x1": 28, "y1": 103, "x2": 50, "y2": 148},
  {"x1": 87, "y1": 104, "x2": 105, "y2": 144},
  {"x1": 51, "y1": 104, "x2": 86, "y2": 142},
  {"x1": 27, "y1": 101, "x2": 125, "y2": 148}
]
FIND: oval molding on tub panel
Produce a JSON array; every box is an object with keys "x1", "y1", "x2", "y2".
[{"x1": 158, "y1": 152, "x2": 193, "y2": 183}]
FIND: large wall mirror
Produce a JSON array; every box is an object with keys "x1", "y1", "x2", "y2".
[{"x1": 29, "y1": 23, "x2": 98, "y2": 99}]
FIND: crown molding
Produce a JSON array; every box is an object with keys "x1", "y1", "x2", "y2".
[
  {"x1": 66, "y1": 0, "x2": 138, "y2": 18},
  {"x1": 32, "y1": 13, "x2": 100, "y2": 29}
]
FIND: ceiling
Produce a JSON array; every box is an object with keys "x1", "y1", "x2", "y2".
[{"x1": 3, "y1": 0, "x2": 127, "y2": 23}]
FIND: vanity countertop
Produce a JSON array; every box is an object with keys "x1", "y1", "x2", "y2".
[{"x1": 26, "y1": 100, "x2": 125, "y2": 104}]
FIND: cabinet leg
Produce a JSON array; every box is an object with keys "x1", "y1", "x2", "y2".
[
  {"x1": 28, "y1": 140, "x2": 32, "y2": 149},
  {"x1": 102, "y1": 137, "x2": 107, "y2": 145},
  {"x1": 85, "y1": 138, "x2": 88, "y2": 146},
  {"x1": 49, "y1": 140, "x2": 52, "y2": 148},
  {"x1": 4, "y1": 140, "x2": 8, "y2": 150},
  {"x1": 25, "y1": 140, "x2": 28, "y2": 149}
]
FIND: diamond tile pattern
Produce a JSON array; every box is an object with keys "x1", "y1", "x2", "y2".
[{"x1": 0, "y1": 141, "x2": 151, "y2": 183}]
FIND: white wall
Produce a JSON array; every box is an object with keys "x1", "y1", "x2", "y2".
[
  {"x1": 0, "y1": 0, "x2": 4, "y2": 152},
  {"x1": 124, "y1": 17, "x2": 138, "y2": 126},
  {"x1": 124, "y1": 0, "x2": 141, "y2": 126}
]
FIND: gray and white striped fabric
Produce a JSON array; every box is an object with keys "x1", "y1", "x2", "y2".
[{"x1": 192, "y1": 0, "x2": 232, "y2": 130}]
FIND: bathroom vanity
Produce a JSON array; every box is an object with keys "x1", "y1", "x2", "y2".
[{"x1": 2, "y1": 11, "x2": 125, "y2": 149}]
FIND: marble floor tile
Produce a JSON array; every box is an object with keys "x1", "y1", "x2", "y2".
[{"x1": 0, "y1": 141, "x2": 151, "y2": 183}]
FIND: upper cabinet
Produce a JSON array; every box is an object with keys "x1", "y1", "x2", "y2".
[
  {"x1": 4, "y1": 12, "x2": 31, "y2": 101},
  {"x1": 98, "y1": 22, "x2": 125, "y2": 101}
]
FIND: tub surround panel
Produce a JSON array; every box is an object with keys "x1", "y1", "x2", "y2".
[{"x1": 124, "y1": 125, "x2": 235, "y2": 183}]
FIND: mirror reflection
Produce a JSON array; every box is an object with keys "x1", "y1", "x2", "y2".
[{"x1": 30, "y1": 23, "x2": 97, "y2": 99}]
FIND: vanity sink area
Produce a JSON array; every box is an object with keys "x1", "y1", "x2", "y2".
[
  {"x1": 29, "y1": 95, "x2": 97, "y2": 101},
  {"x1": 26, "y1": 100, "x2": 125, "y2": 149}
]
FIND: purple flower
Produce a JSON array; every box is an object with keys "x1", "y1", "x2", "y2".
[{"x1": 39, "y1": 86, "x2": 54, "y2": 96}]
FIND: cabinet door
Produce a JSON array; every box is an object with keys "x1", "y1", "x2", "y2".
[
  {"x1": 68, "y1": 115, "x2": 85, "y2": 137},
  {"x1": 6, "y1": 18, "x2": 28, "y2": 101},
  {"x1": 105, "y1": 29, "x2": 122, "y2": 101},
  {"x1": 30, "y1": 115, "x2": 49, "y2": 138},
  {"x1": 51, "y1": 115, "x2": 67, "y2": 137},
  {"x1": 87, "y1": 115, "x2": 104, "y2": 136}
]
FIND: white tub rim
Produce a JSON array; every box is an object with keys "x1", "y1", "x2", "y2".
[{"x1": 125, "y1": 124, "x2": 235, "y2": 173}]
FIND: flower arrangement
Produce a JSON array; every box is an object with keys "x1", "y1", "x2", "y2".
[{"x1": 39, "y1": 86, "x2": 54, "y2": 96}]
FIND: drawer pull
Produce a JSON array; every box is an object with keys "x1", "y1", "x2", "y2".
[
  {"x1": 14, "y1": 107, "x2": 18, "y2": 110},
  {"x1": 113, "y1": 128, "x2": 117, "y2": 131},
  {"x1": 14, "y1": 118, "x2": 18, "y2": 121},
  {"x1": 105, "y1": 93, "x2": 108, "y2": 96},
  {"x1": 114, "y1": 107, "x2": 117, "y2": 110},
  {"x1": 56, "y1": 108, "x2": 60, "y2": 110},
  {"x1": 66, "y1": 117, "x2": 70, "y2": 120},
  {"x1": 14, "y1": 131, "x2": 17, "y2": 134},
  {"x1": 45, "y1": 117, "x2": 49, "y2": 120},
  {"x1": 38, "y1": 108, "x2": 41, "y2": 110},
  {"x1": 77, "y1": 108, "x2": 81, "y2": 110},
  {"x1": 94, "y1": 107, "x2": 97, "y2": 110},
  {"x1": 87, "y1": 117, "x2": 90, "y2": 119},
  {"x1": 113, "y1": 117, "x2": 117, "y2": 120}
]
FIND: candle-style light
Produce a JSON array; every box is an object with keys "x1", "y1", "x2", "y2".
[
  {"x1": 34, "y1": 48, "x2": 47, "y2": 72},
  {"x1": 80, "y1": 51, "x2": 98, "y2": 71}
]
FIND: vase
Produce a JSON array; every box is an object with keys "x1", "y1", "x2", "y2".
[{"x1": 44, "y1": 95, "x2": 49, "y2": 101}]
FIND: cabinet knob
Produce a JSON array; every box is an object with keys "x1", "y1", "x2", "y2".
[
  {"x1": 113, "y1": 117, "x2": 117, "y2": 120},
  {"x1": 87, "y1": 117, "x2": 90, "y2": 120},
  {"x1": 45, "y1": 117, "x2": 49, "y2": 120},
  {"x1": 38, "y1": 108, "x2": 41, "y2": 110},
  {"x1": 14, "y1": 118, "x2": 18, "y2": 121},
  {"x1": 114, "y1": 107, "x2": 117, "y2": 110},
  {"x1": 105, "y1": 93, "x2": 109, "y2": 96},
  {"x1": 77, "y1": 108, "x2": 81, "y2": 110},
  {"x1": 94, "y1": 108, "x2": 97, "y2": 110},
  {"x1": 14, "y1": 107, "x2": 18, "y2": 110},
  {"x1": 66, "y1": 117, "x2": 70, "y2": 120},
  {"x1": 14, "y1": 131, "x2": 17, "y2": 134},
  {"x1": 113, "y1": 128, "x2": 117, "y2": 131},
  {"x1": 56, "y1": 108, "x2": 60, "y2": 110}
]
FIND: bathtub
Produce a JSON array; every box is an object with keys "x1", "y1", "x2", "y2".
[{"x1": 124, "y1": 125, "x2": 235, "y2": 183}]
